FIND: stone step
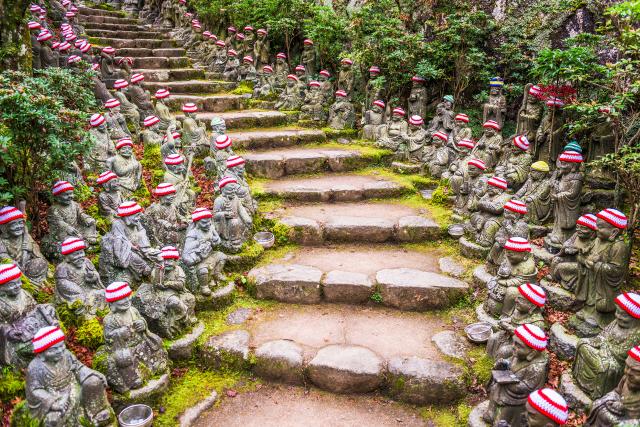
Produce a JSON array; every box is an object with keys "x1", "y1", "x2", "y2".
[
  {"x1": 276, "y1": 201, "x2": 440, "y2": 244},
  {"x1": 143, "y1": 79, "x2": 234, "y2": 94},
  {"x1": 135, "y1": 67, "x2": 205, "y2": 81},
  {"x1": 132, "y1": 56, "x2": 191, "y2": 69},
  {"x1": 89, "y1": 37, "x2": 177, "y2": 49},
  {"x1": 115, "y1": 47, "x2": 186, "y2": 58},
  {"x1": 84, "y1": 21, "x2": 148, "y2": 32},
  {"x1": 164, "y1": 94, "x2": 246, "y2": 113},
  {"x1": 80, "y1": 14, "x2": 139, "y2": 25},
  {"x1": 226, "y1": 128, "x2": 326, "y2": 150},
  {"x1": 175, "y1": 110, "x2": 288, "y2": 131},
  {"x1": 85, "y1": 28, "x2": 169, "y2": 40},
  {"x1": 243, "y1": 146, "x2": 389, "y2": 178},
  {"x1": 78, "y1": 6, "x2": 127, "y2": 17},
  {"x1": 261, "y1": 175, "x2": 409, "y2": 203}
]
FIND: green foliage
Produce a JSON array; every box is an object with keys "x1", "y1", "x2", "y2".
[
  {"x1": 465, "y1": 347, "x2": 494, "y2": 386},
  {"x1": 75, "y1": 317, "x2": 105, "y2": 350},
  {"x1": 370, "y1": 291, "x2": 383, "y2": 303},
  {"x1": 73, "y1": 183, "x2": 94, "y2": 203},
  {"x1": 231, "y1": 81, "x2": 255, "y2": 95},
  {"x1": 85, "y1": 203, "x2": 111, "y2": 235},
  {"x1": 420, "y1": 403, "x2": 472, "y2": 427},
  {"x1": 532, "y1": 46, "x2": 604, "y2": 85},
  {"x1": 9, "y1": 400, "x2": 40, "y2": 427},
  {"x1": 0, "y1": 367, "x2": 25, "y2": 403}
]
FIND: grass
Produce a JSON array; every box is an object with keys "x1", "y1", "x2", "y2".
[{"x1": 420, "y1": 403, "x2": 473, "y2": 427}]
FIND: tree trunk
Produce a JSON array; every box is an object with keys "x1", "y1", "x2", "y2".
[{"x1": 0, "y1": 0, "x2": 32, "y2": 71}]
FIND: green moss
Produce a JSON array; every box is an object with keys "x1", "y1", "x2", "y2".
[
  {"x1": 226, "y1": 240, "x2": 265, "y2": 271},
  {"x1": 56, "y1": 300, "x2": 84, "y2": 329},
  {"x1": 370, "y1": 291, "x2": 383, "y2": 303},
  {"x1": 75, "y1": 317, "x2": 105, "y2": 350},
  {"x1": 0, "y1": 366, "x2": 25, "y2": 402},
  {"x1": 464, "y1": 347, "x2": 494, "y2": 387},
  {"x1": 9, "y1": 400, "x2": 40, "y2": 427},
  {"x1": 420, "y1": 403, "x2": 472, "y2": 427},
  {"x1": 73, "y1": 183, "x2": 94, "y2": 203},
  {"x1": 140, "y1": 144, "x2": 164, "y2": 189},
  {"x1": 85, "y1": 203, "x2": 111, "y2": 235},
  {"x1": 131, "y1": 184, "x2": 152, "y2": 207},
  {"x1": 231, "y1": 81, "x2": 254, "y2": 95},
  {"x1": 92, "y1": 348, "x2": 109, "y2": 375}
]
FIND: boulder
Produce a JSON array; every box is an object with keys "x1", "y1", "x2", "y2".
[
  {"x1": 322, "y1": 270, "x2": 374, "y2": 304},
  {"x1": 559, "y1": 372, "x2": 592, "y2": 411},
  {"x1": 540, "y1": 280, "x2": 580, "y2": 312},
  {"x1": 431, "y1": 330, "x2": 469, "y2": 360},
  {"x1": 249, "y1": 264, "x2": 323, "y2": 304},
  {"x1": 201, "y1": 330, "x2": 250, "y2": 370},
  {"x1": 167, "y1": 321, "x2": 205, "y2": 360},
  {"x1": 396, "y1": 216, "x2": 440, "y2": 242},
  {"x1": 253, "y1": 339, "x2": 305, "y2": 385}
]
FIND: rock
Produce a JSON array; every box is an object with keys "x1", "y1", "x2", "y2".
[
  {"x1": 280, "y1": 216, "x2": 323, "y2": 245},
  {"x1": 438, "y1": 257, "x2": 465, "y2": 278},
  {"x1": 459, "y1": 236, "x2": 490, "y2": 259},
  {"x1": 307, "y1": 344, "x2": 384, "y2": 393},
  {"x1": 209, "y1": 282, "x2": 236, "y2": 310},
  {"x1": 548, "y1": 322, "x2": 578, "y2": 360},
  {"x1": 431, "y1": 330, "x2": 469, "y2": 360},
  {"x1": 362, "y1": 180, "x2": 404, "y2": 199},
  {"x1": 376, "y1": 268, "x2": 469, "y2": 311},
  {"x1": 322, "y1": 270, "x2": 374, "y2": 304},
  {"x1": 253, "y1": 339, "x2": 305, "y2": 385},
  {"x1": 467, "y1": 400, "x2": 490, "y2": 427},
  {"x1": 201, "y1": 330, "x2": 250, "y2": 370},
  {"x1": 324, "y1": 217, "x2": 394, "y2": 243},
  {"x1": 226, "y1": 308, "x2": 253, "y2": 325},
  {"x1": 531, "y1": 244, "x2": 554, "y2": 265},
  {"x1": 168, "y1": 321, "x2": 205, "y2": 360},
  {"x1": 249, "y1": 264, "x2": 323, "y2": 304},
  {"x1": 473, "y1": 265, "x2": 492, "y2": 288},
  {"x1": 244, "y1": 153, "x2": 285, "y2": 179},
  {"x1": 540, "y1": 280, "x2": 580, "y2": 312},
  {"x1": 178, "y1": 390, "x2": 218, "y2": 427},
  {"x1": 285, "y1": 151, "x2": 327, "y2": 175},
  {"x1": 475, "y1": 304, "x2": 499, "y2": 329},
  {"x1": 529, "y1": 224, "x2": 549, "y2": 239},
  {"x1": 387, "y1": 356, "x2": 465, "y2": 405},
  {"x1": 113, "y1": 373, "x2": 170, "y2": 409},
  {"x1": 396, "y1": 216, "x2": 440, "y2": 242},
  {"x1": 391, "y1": 161, "x2": 422, "y2": 174},
  {"x1": 560, "y1": 372, "x2": 592, "y2": 411}
]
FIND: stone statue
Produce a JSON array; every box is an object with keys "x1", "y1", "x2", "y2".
[
  {"x1": 361, "y1": 99, "x2": 386, "y2": 141},
  {"x1": 294, "y1": 65, "x2": 307, "y2": 89},
  {"x1": 427, "y1": 96, "x2": 456, "y2": 135},
  {"x1": 472, "y1": 120, "x2": 503, "y2": 171},
  {"x1": 104, "y1": 98, "x2": 131, "y2": 140},
  {"x1": 364, "y1": 66, "x2": 384, "y2": 109},
  {"x1": 327, "y1": 91, "x2": 356, "y2": 130},
  {"x1": 485, "y1": 237, "x2": 538, "y2": 317},
  {"x1": 92, "y1": 67, "x2": 113, "y2": 104},
  {"x1": 0, "y1": 207, "x2": 48, "y2": 285},
  {"x1": 377, "y1": 107, "x2": 408, "y2": 151},
  {"x1": 233, "y1": 33, "x2": 246, "y2": 57},
  {"x1": 133, "y1": 246, "x2": 197, "y2": 339},
  {"x1": 142, "y1": 115, "x2": 163, "y2": 146},
  {"x1": 275, "y1": 75, "x2": 303, "y2": 110},
  {"x1": 428, "y1": 131, "x2": 455, "y2": 178},
  {"x1": 525, "y1": 389, "x2": 569, "y2": 427},
  {"x1": 99, "y1": 46, "x2": 119, "y2": 88},
  {"x1": 535, "y1": 97, "x2": 565, "y2": 163},
  {"x1": 253, "y1": 29, "x2": 269, "y2": 69},
  {"x1": 0, "y1": 264, "x2": 58, "y2": 368},
  {"x1": 223, "y1": 49, "x2": 240, "y2": 82},
  {"x1": 238, "y1": 55, "x2": 257, "y2": 83},
  {"x1": 38, "y1": 34, "x2": 58, "y2": 69},
  {"x1": 451, "y1": 158, "x2": 486, "y2": 215},
  {"x1": 99, "y1": 202, "x2": 160, "y2": 286},
  {"x1": 572, "y1": 292, "x2": 640, "y2": 399},
  {"x1": 337, "y1": 58, "x2": 355, "y2": 94},
  {"x1": 516, "y1": 84, "x2": 544, "y2": 142},
  {"x1": 127, "y1": 73, "x2": 155, "y2": 120},
  {"x1": 549, "y1": 214, "x2": 597, "y2": 292},
  {"x1": 487, "y1": 200, "x2": 530, "y2": 273},
  {"x1": 213, "y1": 179, "x2": 252, "y2": 252},
  {"x1": 161, "y1": 130, "x2": 183, "y2": 158},
  {"x1": 96, "y1": 171, "x2": 123, "y2": 220},
  {"x1": 209, "y1": 40, "x2": 228, "y2": 73},
  {"x1": 145, "y1": 183, "x2": 189, "y2": 247},
  {"x1": 468, "y1": 177, "x2": 511, "y2": 250},
  {"x1": 452, "y1": 113, "x2": 472, "y2": 147},
  {"x1": 514, "y1": 161, "x2": 553, "y2": 226},
  {"x1": 443, "y1": 138, "x2": 475, "y2": 180},
  {"x1": 274, "y1": 53, "x2": 290, "y2": 91},
  {"x1": 106, "y1": 138, "x2": 142, "y2": 198},
  {"x1": 300, "y1": 81, "x2": 327, "y2": 122},
  {"x1": 204, "y1": 134, "x2": 235, "y2": 180},
  {"x1": 101, "y1": 282, "x2": 169, "y2": 394},
  {"x1": 86, "y1": 113, "x2": 115, "y2": 172},
  {"x1": 54, "y1": 237, "x2": 106, "y2": 316},
  {"x1": 573, "y1": 209, "x2": 631, "y2": 335},
  {"x1": 223, "y1": 156, "x2": 254, "y2": 213},
  {"x1": 253, "y1": 65, "x2": 275, "y2": 98},
  {"x1": 544, "y1": 151, "x2": 584, "y2": 253},
  {"x1": 301, "y1": 39, "x2": 317, "y2": 77},
  {"x1": 502, "y1": 136, "x2": 533, "y2": 190},
  {"x1": 408, "y1": 75, "x2": 427, "y2": 119},
  {"x1": 182, "y1": 208, "x2": 228, "y2": 296},
  {"x1": 398, "y1": 115, "x2": 428, "y2": 163},
  {"x1": 483, "y1": 77, "x2": 507, "y2": 127},
  {"x1": 113, "y1": 79, "x2": 141, "y2": 136},
  {"x1": 26, "y1": 326, "x2": 114, "y2": 426},
  {"x1": 29, "y1": 23, "x2": 43, "y2": 69},
  {"x1": 154, "y1": 89, "x2": 178, "y2": 133},
  {"x1": 163, "y1": 154, "x2": 196, "y2": 214},
  {"x1": 487, "y1": 283, "x2": 546, "y2": 360},
  {"x1": 484, "y1": 323, "x2": 548, "y2": 427},
  {"x1": 319, "y1": 70, "x2": 333, "y2": 105}
]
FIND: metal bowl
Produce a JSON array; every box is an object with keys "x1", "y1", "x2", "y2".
[
  {"x1": 448, "y1": 223, "x2": 465, "y2": 238},
  {"x1": 464, "y1": 322, "x2": 492, "y2": 344},
  {"x1": 118, "y1": 404, "x2": 153, "y2": 427},
  {"x1": 254, "y1": 231, "x2": 275, "y2": 249}
]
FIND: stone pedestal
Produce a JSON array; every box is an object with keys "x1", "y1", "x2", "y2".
[
  {"x1": 540, "y1": 279, "x2": 580, "y2": 312},
  {"x1": 548, "y1": 322, "x2": 578, "y2": 360},
  {"x1": 112, "y1": 373, "x2": 170, "y2": 411},
  {"x1": 459, "y1": 236, "x2": 489, "y2": 260},
  {"x1": 559, "y1": 372, "x2": 592, "y2": 411},
  {"x1": 168, "y1": 321, "x2": 205, "y2": 360}
]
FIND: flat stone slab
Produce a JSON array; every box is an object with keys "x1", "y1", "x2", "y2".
[
  {"x1": 376, "y1": 268, "x2": 469, "y2": 311},
  {"x1": 168, "y1": 321, "x2": 205, "y2": 360},
  {"x1": 549, "y1": 322, "x2": 578, "y2": 360},
  {"x1": 431, "y1": 330, "x2": 469, "y2": 360},
  {"x1": 182, "y1": 110, "x2": 289, "y2": 131},
  {"x1": 307, "y1": 344, "x2": 384, "y2": 393},
  {"x1": 323, "y1": 270, "x2": 374, "y2": 304},
  {"x1": 226, "y1": 308, "x2": 253, "y2": 325},
  {"x1": 113, "y1": 373, "x2": 170, "y2": 410},
  {"x1": 387, "y1": 356, "x2": 465, "y2": 405},
  {"x1": 165, "y1": 94, "x2": 246, "y2": 113},
  {"x1": 325, "y1": 216, "x2": 395, "y2": 242},
  {"x1": 117, "y1": 47, "x2": 185, "y2": 57},
  {"x1": 249, "y1": 264, "x2": 323, "y2": 304},
  {"x1": 279, "y1": 216, "x2": 324, "y2": 245},
  {"x1": 178, "y1": 390, "x2": 218, "y2": 427},
  {"x1": 80, "y1": 15, "x2": 139, "y2": 25},
  {"x1": 202, "y1": 330, "x2": 250, "y2": 370},
  {"x1": 459, "y1": 236, "x2": 490, "y2": 259},
  {"x1": 253, "y1": 339, "x2": 305, "y2": 385},
  {"x1": 540, "y1": 279, "x2": 580, "y2": 311},
  {"x1": 144, "y1": 80, "x2": 234, "y2": 94},
  {"x1": 473, "y1": 265, "x2": 492, "y2": 288},
  {"x1": 438, "y1": 257, "x2": 465, "y2": 278},
  {"x1": 228, "y1": 128, "x2": 327, "y2": 149},
  {"x1": 136, "y1": 68, "x2": 205, "y2": 81},
  {"x1": 91, "y1": 37, "x2": 177, "y2": 49}
]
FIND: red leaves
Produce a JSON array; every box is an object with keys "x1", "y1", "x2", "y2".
[{"x1": 65, "y1": 326, "x2": 95, "y2": 368}]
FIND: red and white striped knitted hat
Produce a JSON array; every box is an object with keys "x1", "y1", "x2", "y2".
[
  {"x1": 215, "y1": 134, "x2": 232, "y2": 150},
  {"x1": 504, "y1": 199, "x2": 528, "y2": 215},
  {"x1": 202, "y1": 31, "x2": 211, "y2": 37},
  {"x1": 487, "y1": 176, "x2": 507, "y2": 190},
  {"x1": 235, "y1": 33, "x2": 245, "y2": 40},
  {"x1": 628, "y1": 346, "x2": 640, "y2": 363},
  {"x1": 0, "y1": 263, "x2": 22, "y2": 285},
  {"x1": 529, "y1": 85, "x2": 542, "y2": 96},
  {"x1": 80, "y1": 42, "x2": 92, "y2": 53},
  {"x1": 163, "y1": 132, "x2": 181, "y2": 141},
  {"x1": 192, "y1": 207, "x2": 213, "y2": 222},
  {"x1": 277, "y1": 52, "x2": 287, "y2": 59},
  {"x1": 182, "y1": 103, "x2": 198, "y2": 113},
  {"x1": 335, "y1": 90, "x2": 347, "y2": 98},
  {"x1": 160, "y1": 246, "x2": 180, "y2": 259},
  {"x1": 286, "y1": 74, "x2": 298, "y2": 81},
  {"x1": 130, "y1": 73, "x2": 144, "y2": 83},
  {"x1": 117, "y1": 201, "x2": 143, "y2": 217},
  {"x1": 513, "y1": 135, "x2": 529, "y2": 151},
  {"x1": 52, "y1": 42, "x2": 61, "y2": 50},
  {"x1": 114, "y1": 79, "x2": 129, "y2": 89},
  {"x1": 263, "y1": 65, "x2": 273, "y2": 73},
  {"x1": 409, "y1": 116, "x2": 424, "y2": 126},
  {"x1": 467, "y1": 158, "x2": 486, "y2": 170},
  {"x1": 309, "y1": 81, "x2": 321, "y2": 88},
  {"x1": 303, "y1": 39, "x2": 314, "y2": 45},
  {"x1": 411, "y1": 75, "x2": 426, "y2": 83},
  {"x1": 28, "y1": 21, "x2": 41, "y2": 30},
  {"x1": 117, "y1": 56, "x2": 133, "y2": 65},
  {"x1": 115, "y1": 137, "x2": 133, "y2": 150},
  {"x1": 30, "y1": 4, "x2": 43, "y2": 13},
  {"x1": 90, "y1": 113, "x2": 105, "y2": 127},
  {"x1": 105, "y1": 281, "x2": 132, "y2": 302},
  {"x1": 153, "y1": 183, "x2": 176, "y2": 196},
  {"x1": 615, "y1": 292, "x2": 640, "y2": 318},
  {"x1": 557, "y1": 151, "x2": 583, "y2": 163},
  {"x1": 227, "y1": 49, "x2": 238, "y2": 57},
  {"x1": 36, "y1": 30, "x2": 52, "y2": 42},
  {"x1": 243, "y1": 55, "x2": 253, "y2": 63},
  {"x1": 32, "y1": 326, "x2": 65, "y2": 353},
  {"x1": 143, "y1": 115, "x2": 160, "y2": 127},
  {"x1": 596, "y1": 208, "x2": 627, "y2": 229},
  {"x1": 504, "y1": 237, "x2": 531, "y2": 252},
  {"x1": 576, "y1": 213, "x2": 597, "y2": 230},
  {"x1": 60, "y1": 237, "x2": 86, "y2": 255},
  {"x1": 104, "y1": 98, "x2": 120, "y2": 109},
  {"x1": 59, "y1": 42, "x2": 72, "y2": 51},
  {"x1": 369, "y1": 66, "x2": 380, "y2": 74},
  {"x1": 546, "y1": 97, "x2": 564, "y2": 107},
  {"x1": 227, "y1": 26, "x2": 236, "y2": 32},
  {"x1": 483, "y1": 120, "x2": 501, "y2": 131},
  {"x1": 432, "y1": 130, "x2": 448, "y2": 141},
  {"x1": 52, "y1": 180, "x2": 74, "y2": 196},
  {"x1": 257, "y1": 28, "x2": 267, "y2": 35},
  {"x1": 373, "y1": 100, "x2": 385, "y2": 109},
  {"x1": 218, "y1": 176, "x2": 237, "y2": 189},
  {"x1": 295, "y1": 64, "x2": 305, "y2": 72},
  {"x1": 457, "y1": 139, "x2": 475, "y2": 149},
  {"x1": 64, "y1": 30, "x2": 76, "y2": 40},
  {"x1": 155, "y1": 89, "x2": 170, "y2": 99},
  {"x1": 65, "y1": 11, "x2": 75, "y2": 17},
  {"x1": 319, "y1": 70, "x2": 330, "y2": 77},
  {"x1": 392, "y1": 107, "x2": 406, "y2": 117},
  {"x1": 341, "y1": 58, "x2": 353, "y2": 65},
  {"x1": 91, "y1": 63, "x2": 100, "y2": 72},
  {"x1": 164, "y1": 154, "x2": 185, "y2": 165},
  {"x1": 215, "y1": 40, "x2": 225, "y2": 47},
  {"x1": 97, "y1": 171, "x2": 118, "y2": 185},
  {"x1": 527, "y1": 389, "x2": 568, "y2": 425},
  {"x1": 0, "y1": 206, "x2": 24, "y2": 224},
  {"x1": 244, "y1": 25, "x2": 254, "y2": 32},
  {"x1": 514, "y1": 323, "x2": 547, "y2": 351},
  {"x1": 192, "y1": 22, "x2": 201, "y2": 29},
  {"x1": 226, "y1": 156, "x2": 245, "y2": 168},
  {"x1": 518, "y1": 283, "x2": 546, "y2": 307},
  {"x1": 74, "y1": 39, "x2": 86, "y2": 49},
  {"x1": 102, "y1": 46, "x2": 115, "y2": 55},
  {"x1": 454, "y1": 113, "x2": 469, "y2": 123},
  {"x1": 209, "y1": 34, "x2": 218, "y2": 40}
]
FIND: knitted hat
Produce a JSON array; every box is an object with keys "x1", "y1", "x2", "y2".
[
  {"x1": 235, "y1": 33, "x2": 245, "y2": 40},
  {"x1": 60, "y1": 237, "x2": 86, "y2": 255},
  {"x1": 373, "y1": 100, "x2": 385, "y2": 109},
  {"x1": 104, "y1": 98, "x2": 120, "y2": 109},
  {"x1": 432, "y1": 130, "x2": 448, "y2": 141},
  {"x1": 164, "y1": 154, "x2": 185, "y2": 165},
  {"x1": 58, "y1": 42, "x2": 72, "y2": 51},
  {"x1": 335, "y1": 90, "x2": 348, "y2": 98},
  {"x1": 105, "y1": 281, "x2": 132, "y2": 302},
  {"x1": 215, "y1": 134, "x2": 232, "y2": 150},
  {"x1": 244, "y1": 25, "x2": 254, "y2": 32},
  {"x1": 257, "y1": 28, "x2": 267, "y2": 35},
  {"x1": 467, "y1": 158, "x2": 486, "y2": 170},
  {"x1": 564, "y1": 141, "x2": 582, "y2": 153},
  {"x1": 161, "y1": 246, "x2": 180, "y2": 260},
  {"x1": 91, "y1": 63, "x2": 100, "y2": 71},
  {"x1": 0, "y1": 263, "x2": 22, "y2": 285},
  {"x1": 37, "y1": 30, "x2": 53, "y2": 42},
  {"x1": 130, "y1": 73, "x2": 144, "y2": 83},
  {"x1": 443, "y1": 95, "x2": 455, "y2": 104},
  {"x1": 628, "y1": 346, "x2": 640, "y2": 363},
  {"x1": 96, "y1": 171, "x2": 117, "y2": 185},
  {"x1": 308, "y1": 80, "x2": 321, "y2": 88},
  {"x1": 489, "y1": 77, "x2": 504, "y2": 87},
  {"x1": 557, "y1": 151, "x2": 583, "y2": 163},
  {"x1": 155, "y1": 89, "x2": 170, "y2": 99},
  {"x1": 483, "y1": 120, "x2": 501, "y2": 131},
  {"x1": 341, "y1": 58, "x2": 353, "y2": 65},
  {"x1": 409, "y1": 116, "x2": 424, "y2": 126},
  {"x1": 102, "y1": 46, "x2": 115, "y2": 55},
  {"x1": 263, "y1": 65, "x2": 273, "y2": 73},
  {"x1": 487, "y1": 176, "x2": 507, "y2": 190},
  {"x1": 504, "y1": 199, "x2": 528, "y2": 215},
  {"x1": 192, "y1": 207, "x2": 213, "y2": 222},
  {"x1": 215, "y1": 40, "x2": 226, "y2": 47},
  {"x1": 531, "y1": 161, "x2": 549, "y2": 172},
  {"x1": 32, "y1": 326, "x2": 65, "y2": 353},
  {"x1": 90, "y1": 113, "x2": 105, "y2": 127},
  {"x1": 513, "y1": 135, "x2": 530, "y2": 151},
  {"x1": 518, "y1": 283, "x2": 546, "y2": 307},
  {"x1": 277, "y1": 52, "x2": 287, "y2": 59},
  {"x1": 74, "y1": 39, "x2": 85, "y2": 48},
  {"x1": 52, "y1": 180, "x2": 74, "y2": 195},
  {"x1": 295, "y1": 65, "x2": 306, "y2": 72},
  {"x1": 616, "y1": 292, "x2": 640, "y2": 318},
  {"x1": 0, "y1": 206, "x2": 24, "y2": 224},
  {"x1": 30, "y1": 4, "x2": 42, "y2": 12},
  {"x1": 51, "y1": 42, "x2": 61, "y2": 50},
  {"x1": 192, "y1": 22, "x2": 201, "y2": 28},
  {"x1": 65, "y1": 11, "x2": 75, "y2": 17},
  {"x1": 218, "y1": 176, "x2": 237, "y2": 189},
  {"x1": 117, "y1": 201, "x2": 143, "y2": 217},
  {"x1": 303, "y1": 39, "x2": 314, "y2": 45},
  {"x1": 504, "y1": 237, "x2": 531, "y2": 252},
  {"x1": 527, "y1": 389, "x2": 568, "y2": 425},
  {"x1": 529, "y1": 85, "x2": 542, "y2": 96},
  {"x1": 576, "y1": 213, "x2": 597, "y2": 231},
  {"x1": 227, "y1": 26, "x2": 236, "y2": 32},
  {"x1": 454, "y1": 113, "x2": 469, "y2": 123},
  {"x1": 514, "y1": 323, "x2": 547, "y2": 351},
  {"x1": 143, "y1": 115, "x2": 160, "y2": 127},
  {"x1": 546, "y1": 97, "x2": 564, "y2": 107},
  {"x1": 153, "y1": 183, "x2": 176, "y2": 196},
  {"x1": 457, "y1": 139, "x2": 475, "y2": 149},
  {"x1": 28, "y1": 21, "x2": 41, "y2": 30},
  {"x1": 596, "y1": 208, "x2": 627, "y2": 229},
  {"x1": 65, "y1": 33, "x2": 77, "y2": 43},
  {"x1": 202, "y1": 31, "x2": 211, "y2": 37},
  {"x1": 369, "y1": 66, "x2": 380, "y2": 74},
  {"x1": 117, "y1": 56, "x2": 133, "y2": 65},
  {"x1": 286, "y1": 74, "x2": 298, "y2": 82},
  {"x1": 411, "y1": 75, "x2": 426, "y2": 83},
  {"x1": 319, "y1": 70, "x2": 330, "y2": 77},
  {"x1": 182, "y1": 103, "x2": 198, "y2": 113},
  {"x1": 243, "y1": 55, "x2": 253, "y2": 63},
  {"x1": 226, "y1": 155, "x2": 245, "y2": 168},
  {"x1": 115, "y1": 137, "x2": 133, "y2": 150},
  {"x1": 392, "y1": 107, "x2": 406, "y2": 117},
  {"x1": 79, "y1": 42, "x2": 91, "y2": 53},
  {"x1": 114, "y1": 79, "x2": 129, "y2": 89}
]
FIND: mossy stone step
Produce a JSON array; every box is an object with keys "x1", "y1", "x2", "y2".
[
  {"x1": 84, "y1": 21, "x2": 147, "y2": 32},
  {"x1": 78, "y1": 6, "x2": 127, "y2": 17},
  {"x1": 85, "y1": 29, "x2": 170, "y2": 39},
  {"x1": 164, "y1": 94, "x2": 246, "y2": 113},
  {"x1": 175, "y1": 110, "x2": 288, "y2": 131},
  {"x1": 132, "y1": 56, "x2": 191, "y2": 69},
  {"x1": 135, "y1": 68, "x2": 205, "y2": 81},
  {"x1": 80, "y1": 14, "x2": 139, "y2": 24},
  {"x1": 226, "y1": 128, "x2": 326, "y2": 150},
  {"x1": 116, "y1": 47, "x2": 186, "y2": 58},
  {"x1": 143, "y1": 79, "x2": 235, "y2": 94},
  {"x1": 89, "y1": 37, "x2": 177, "y2": 49}
]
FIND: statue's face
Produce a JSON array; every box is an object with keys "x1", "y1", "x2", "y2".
[
  {"x1": 468, "y1": 166, "x2": 482, "y2": 178},
  {"x1": 4, "y1": 219, "x2": 25, "y2": 237},
  {"x1": 98, "y1": 123, "x2": 107, "y2": 133},
  {"x1": 163, "y1": 258, "x2": 176, "y2": 271},
  {"x1": 431, "y1": 137, "x2": 442, "y2": 146},
  {"x1": 486, "y1": 186, "x2": 500, "y2": 197},
  {"x1": 0, "y1": 278, "x2": 22, "y2": 298},
  {"x1": 119, "y1": 146, "x2": 133, "y2": 158},
  {"x1": 511, "y1": 144, "x2": 523, "y2": 154},
  {"x1": 485, "y1": 128, "x2": 496, "y2": 137},
  {"x1": 151, "y1": 123, "x2": 160, "y2": 132},
  {"x1": 595, "y1": 219, "x2": 618, "y2": 241},
  {"x1": 455, "y1": 119, "x2": 466, "y2": 127},
  {"x1": 557, "y1": 161, "x2": 573, "y2": 174},
  {"x1": 161, "y1": 193, "x2": 176, "y2": 205},
  {"x1": 233, "y1": 165, "x2": 245, "y2": 177},
  {"x1": 392, "y1": 115, "x2": 401, "y2": 122},
  {"x1": 42, "y1": 342, "x2": 66, "y2": 363},
  {"x1": 277, "y1": 58, "x2": 284, "y2": 65},
  {"x1": 444, "y1": 101, "x2": 453, "y2": 109},
  {"x1": 504, "y1": 210, "x2": 519, "y2": 221},
  {"x1": 372, "y1": 105, "x2": 381, "y2": 114},
  {"x1": 197, "y1": 218, "x2": 211, "y2": 231},
  {"x1": 112, "y1": 296, "x2": 131, "y2": 311},
  {"x1": 615, "y1": 306, "x2": 639, "y2": 329},
  {"x1": 56, "y1": 190, "x2": 74, "y2": 206},
  {"x1": 490, "y1": 87, "x2": 500, "y2": 96},
  {"x1": 287, "y1": 80, "x2": 295, "y2": 88},
  {"x1": 105, "y1": 179, "x2": 119, "y2": 191},
  {"x1": 341, "y1": 63, "x2": 351, "y2": 71},
  {"x1": 122, "y1": 213, "x2": 141, "y2": 227},
  {"x1": 525, "y1": 402, "x2": 550, "y2": 427},
  {"x1": 515, "y1": 294, "x2": 534, "y2": 313},
  {"x1": 625, "y1": 356, "x2": 640, "y2": 391},
  {"x1": 530, "y1": 170, "x2": 546, "y2": 181},
  {"x1": 66, "y1": 250, "x2": 85, "y2": 268},
  {"x1": 222, "y1": 184, "x2": 236, "y2": 197},
  {"x1": 112, "y1": 106, "x2": 121, "y2": 114},
  {"x1": 575, "y1": 224, "x2": 595, "y2": 239},
  {"x1": 513, "y1": 335, "x2": 534, "y2": 360},
  {"x1": 506, "y1": 250, "x2": 527, "y2": 265}
]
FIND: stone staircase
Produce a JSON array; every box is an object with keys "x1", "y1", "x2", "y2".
[{"x1": 79, "y1": 5, "x2": 475, "y2": 419}]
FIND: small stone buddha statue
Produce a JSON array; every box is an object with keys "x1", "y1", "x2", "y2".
[
  {"x1": 163, "y1": 154, "x2": 196, "y2": 214},
  {"x1": 514, "y1": 161, "x2": 553, "y2": 226},
  {"x1": 364, "y1": 66, "x2": 385, "y2": 108},
  {"x1": 86, "y1": 113, "x2": 115, "y2": 173},
  {"x1": 327, "y1": 90, "x2": 355, "y2": 130},
  {"x1": 205, "y1": 134, "x2": 235, "y2": 180},
  {"x1": 452, "y1": 113, "x2": 472, "y2": 147},
  {"x1": 142, "y1": 115, "x2": 163, "y2": 146},
  {"x1": 401, "y1": 115, "x2": 428, "y2": 163},
  {"x1": 319, "y1": 70, "x2": 334, "y2": 105},
  {"x1": 428, "y1": 130, "x2": 455, "y2": 178},
  {"x1": 106, "y1": 137, "x2": 142, "y2": 198},
  {"x1": 336, "y1": 58, "x2": 354, "y2": 94},
  {"x1": 253, "y1": 28, "x2": 270, "y2": 69},
  {"x1": 300, "y1": 81, "x2": 327, "y2": 122},
  {"x1": 112, "y1": 79, "x2": 141, "y2": 135},
  {"x1": 468, "y1": 176, "x2": 511, "y2": 249},
  {"x1": 0, "y1": 207, "x2": 48, "y2": 285},
  {"x1": 209, "y1": 40, "x2": 228, "y2": 73},
  {"x1": 181, "y1": 103, "x2": 209, "y2": 155},
  {"x1": 377, "y1": 107, "x2": 408, "y2": 151},
  {"x1": 427, "y1": 95, "x2": 456, "y2": 135},
  {"x1": 127, "y1": 73, "x2": 155, "y2": 119},
  {"x1": 516, "y1": 84, "x2": 544, "y2": 142},
  {"x1": 223, "y1": 49, "x2": 240, "y2": 82},
  {"x1": 274, "y1": 53, "x2": 290, "y2": 91},
  {"x1": 444, "y1": 138, "x2": 475, "y2": 180},
  {"x1": 96, "y1": 171, "x2": 123, "y2": 220},
  {"x1": 525, "y1": 388, "x2": 569, "y2": 427},
  {"x1": 487, "y1": 199, "x2": 530, "y2": 272},
  {"x1": 145, "y1": 183, "x2": 189, "y2": 247},
  {"x1": 154, "y1": 89, "x2": 178, "y2": 133},
  {"x1": 104, "y1": 98, "x2": 131, "y2": 141},
  {"x1": 472, "y1": 120, "x2": 504, "y2": 171},
  {"x1": 483, "y1": 77, "x2": 507, "y2": 127},
  {"x1": 238, "y1": 55, "x2": 257, "y2": 83},
  {"x1": 301, "y1": 39, "x2": 317, "y2": 77},
  {"x1": 535, "y1": 97, "x2": 565, "y2": 163},
  {"x1": 275, "y1": 74, "x2": 303, "y2": 110},
  {"x1": 408, "y1": 75, "x2": 427, "y2": 119},
  {"x1": 213, "y1": 179, "x2": 252, "y2": 253},
  {"x1": 361, "y1": 99, "x2": 386, "y2": 141},
  {"x1": 254, "y1": 65, "x2": 275, "y2": 98},
  {"x1": 503, "y1": 135, "x2": 533, "y2": 191},
  {"x1": 451, "y1": 158, "x2": 487, "y2": 216}
]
